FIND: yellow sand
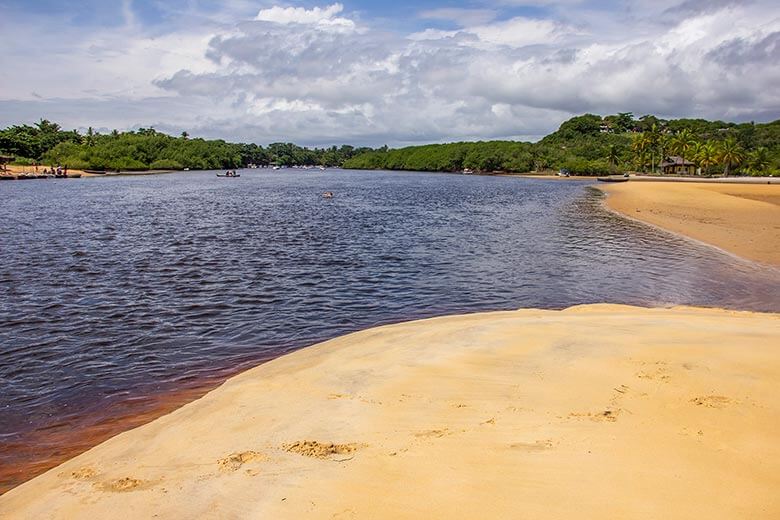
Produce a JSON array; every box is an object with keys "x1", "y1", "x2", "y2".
[
  {"x1": 1, "y1": 165, "x2": 94, "y2": 177},
  {"x1": 2, "y1": 304, "x2": 779, "y2": 519},
  {"x1": 601, "y1": 182, "x2": 780, "y2": 266}
]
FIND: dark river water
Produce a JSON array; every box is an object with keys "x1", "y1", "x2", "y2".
[{"x1": 1, "y1": 169, "x2": 778, "y2": 491}]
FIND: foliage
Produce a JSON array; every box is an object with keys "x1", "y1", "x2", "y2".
[
  {"x1": 2, "y1": 114, "x2": 779, "y2": 175},
  {"x1": 345, "y1": 141, "x2": 535, "y2": 173},
  {"x1": 0, "y1": 124, "x2": 367, "y2": 171}
]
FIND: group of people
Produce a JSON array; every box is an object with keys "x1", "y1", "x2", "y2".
[
  {"x1": 42, "y1": 165, "x2": 68, "y2": 177},
  {"x1": 223, "y1": 170, "x2": 238, "y2": 177}
]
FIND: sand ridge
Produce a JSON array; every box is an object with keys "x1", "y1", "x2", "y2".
[
  {"x1": 600, "y1": 181, "x2": 780, "y2": 266},
  {"x1": 1, "y1": 304, "x2": 779, "y2": 519}
]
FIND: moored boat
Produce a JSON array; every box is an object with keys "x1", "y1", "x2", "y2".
[{"x1": 597, "y1": 174, "x2": 630, "y2": 183}]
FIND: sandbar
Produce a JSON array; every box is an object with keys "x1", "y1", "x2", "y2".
[
  {"x1": 1, "y1": 304, "x2": 778, "y2": 519},
  {"x1": 600, "y1": 181, "x2": 780, "y2": 266}
]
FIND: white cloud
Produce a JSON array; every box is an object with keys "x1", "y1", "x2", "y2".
[
  {"x1": 1, "y1": 1, "x2": 779, "y2": 146},
  {"x1": 255, "y1": 3, "x2": 355, "y2": 31}
]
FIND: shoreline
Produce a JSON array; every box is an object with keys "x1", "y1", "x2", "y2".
[
  {"x1": 597, "y1": 181, "x2": 780, "y2": 267},
  {"x1": 2, "y1": 304, "x2": 778, "y2": 518}
]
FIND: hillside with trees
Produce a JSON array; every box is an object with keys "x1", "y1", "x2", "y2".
[
  {"x1": 0, "y1": 121, "x2": 368, "y2": 171},
  {"x1": 1, "y1": 115, "x2": 778, "y2": 175},
  {"x1": 345, "y1": 114, "x2": 780, "y2": 176}
]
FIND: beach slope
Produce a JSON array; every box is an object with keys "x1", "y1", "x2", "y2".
[
  {"x1": 600, "y1": 182, "x2": 780, "y2": 266},
  {"x1": 2, "y1": 305, "x2": 779, "y2": 519}
]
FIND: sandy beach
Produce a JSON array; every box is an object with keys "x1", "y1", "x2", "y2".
[
  {"x1": 1, "y1": 304, "x2": 778, "y2": 519},
  {"x1": 1, "y1": 164, "x2": 94, "y2": 177},
  {"x1": 600, "y1": 181, "x2": 780, "y2": 266}
]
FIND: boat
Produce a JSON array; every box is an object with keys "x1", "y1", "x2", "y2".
[
  {"x1": 84, "y1": 169, "x2": 108, "y2": 175},
  {"x1": 597, "y1": 175, "x2": 629, "y2": 183},
  {"x1": 216, "y1": 173, "x2": 240, "y2": 178}
]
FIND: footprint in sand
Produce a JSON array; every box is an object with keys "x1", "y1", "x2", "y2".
[
  {"x1": 691, "y1": 395, "x2": 732, "y2": 408},
  {"x1": 283, "y1": 441, "x2": 362, "y2": 460},
  {"x1": 68, "y1": 467, "x2": 98, "y2": 480},
  {"x1": 413, "y1": 428, "x2": 452, "y2": 438},
  {"x1": 96, "y1": 477, "x2": 153, "y2": 493},
  {"x1": 510, "y1": 439, "x2": 554, "y2": 451},
  {"x1": 569, "y1": 409, "x2": 620, "y2": 422},
  {"x1": 218, "y1": 451, "x2": 266, "y2": 472}
]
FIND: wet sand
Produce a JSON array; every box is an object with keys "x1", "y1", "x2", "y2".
[
  {"x1": 600, "y1": 182, "x2": 780, "y2": 266},
  {"x1": 2, "y1": 305, "x2": 778, "y2": 519}
]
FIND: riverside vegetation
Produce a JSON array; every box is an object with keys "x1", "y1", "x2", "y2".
[{"x1": 1, "y1": 114, "x2": 779, "y2": 175}]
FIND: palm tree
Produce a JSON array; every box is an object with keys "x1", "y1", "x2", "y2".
[
  {"x1": 669, "y1": 129, "x2": 696, "y2": 166},
  {"x1": 647, "y1": 124, "x2": 662, "y2": 173},
  {"x1": 607, "y1": 144, "x2": 620, "y2": 173},
  {"x1": 717, "y1": 137, "x2": 745, "y2": 176},
  {"x1": 747, "y1": 147, "x2": 770, "y2": 175},
  {"x1": 688, "y1": 141, "x2": 703, "y2": 170},
  {"x1": 695, "y1": 142, "x2": 718, "y2": 176},
  {"x1": 631, "y1": 133, "x2": 649, "y2": 172}
]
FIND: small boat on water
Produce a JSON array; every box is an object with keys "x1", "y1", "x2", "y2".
[
  {"x1": 84, "y1": 169, "x2": 108, "y2": 175},
  {"x1": 216, "y1": 173, "x2": 240, "y2": 178},
  {"x1": 597, "y1": 174, "x2": 630, "y2": 183}
]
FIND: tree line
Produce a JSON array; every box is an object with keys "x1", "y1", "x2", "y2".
[
  {"x1": 2, "y1": 115, "x2": 778, "y2": 175},
  {"x1": 344, "y1": 113, "x2": 780, "y2": 176},
  {"x1": 0, "y1": 121, "x2": 370, "y2": 171}
]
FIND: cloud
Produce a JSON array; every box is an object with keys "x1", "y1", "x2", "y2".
[
  {"x1": 1, "y1": 1, "x2": 779, "y2": 146},
  {"x1": 255, "y1": 3, "x2": 355, "y2": 31}
]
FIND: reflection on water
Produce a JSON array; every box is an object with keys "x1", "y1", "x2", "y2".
[{"x1": 0, "y1": 170, "x2": 778, "y2": 491}]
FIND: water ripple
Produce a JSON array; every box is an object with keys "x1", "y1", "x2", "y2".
[{"x1": 1, "y1": 170, "x2": 778, "y2": 491}]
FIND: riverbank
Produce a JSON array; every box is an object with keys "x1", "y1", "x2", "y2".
[
  {"x1": 2, "y1": 305, "x2": 778, "y2": 519},
  {"x1": 1, "y1": 165, "x2": 94, "y2": 177},
  {"x1": 599, "y1": 182, "x2": 780, "y2": 266}
]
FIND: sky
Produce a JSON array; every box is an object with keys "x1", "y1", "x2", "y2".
[{"x1": 0, "y1": 0, "x2": 778, "y2": 146}]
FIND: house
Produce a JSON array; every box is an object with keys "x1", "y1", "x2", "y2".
[{"x1": 660, "y1": 156, "x2": 695, "y2": 175}]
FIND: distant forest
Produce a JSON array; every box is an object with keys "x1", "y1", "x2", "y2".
[
  {"x1": 1, "y1": 113, "x2": 778, "y2": 175},
  {"x1": 344, "y1": 114, "x2": 780, "y2": 176},
  {"x1": 0, "y1": 121, "x2": 370, "y2": 171}
]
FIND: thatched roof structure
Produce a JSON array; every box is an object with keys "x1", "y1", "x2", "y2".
[{"x1": 659, "y1": 156, "x2": 694, "y2": 168}]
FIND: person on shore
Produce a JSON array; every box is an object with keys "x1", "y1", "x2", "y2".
[{"x1": 64, "y1": 165, "x2": 68, "y2": 176}]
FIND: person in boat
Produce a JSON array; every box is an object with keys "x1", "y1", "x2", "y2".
[{"x1": 323, "y1": 191, "x2": 334, "y2": 198}]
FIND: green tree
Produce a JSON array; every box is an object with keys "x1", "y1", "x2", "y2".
[
  {"x1": 694, "y1": 142, "x2": 718, "y2": 175},
  {"x1": 669, "y1": 129, "x2": 696, "y2": 167},
  {"x1": 717, "y1": 137, "x2": 745, "y2": 176},
  {"x1": 746, "y1": 147, "x2": 770, "y2": 175}
]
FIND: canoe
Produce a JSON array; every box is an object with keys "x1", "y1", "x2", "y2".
[
  {"x1": 597, "y1": 176, "x2": 629, "y2": 183},
  {"x1": 216, "y1": 174, "x2": 241, "y2": 177},
  {"x1": 84, "y1": 169, "x2": 108, "y2": 175}
]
